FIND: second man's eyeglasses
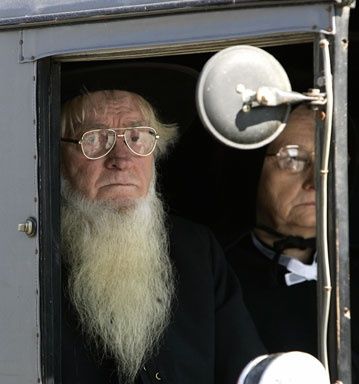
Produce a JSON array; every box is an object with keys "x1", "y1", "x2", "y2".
[{"x1": 266, "y1": 145, "x2": 314, "y2": 173}]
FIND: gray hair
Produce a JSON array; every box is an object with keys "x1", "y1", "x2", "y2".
[{"x1": 61, "y1": 90, "x2": 179, "y2": 158}]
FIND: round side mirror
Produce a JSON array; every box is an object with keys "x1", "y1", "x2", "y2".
[{"x1": 196, "y1": 45, "x2": 292, "y2": 149}]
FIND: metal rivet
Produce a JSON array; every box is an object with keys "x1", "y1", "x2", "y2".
[
  {"x1": 242, "y1": 104, "x2": 251, "y2": 113},
  {"x1": 155, "y1": 372, "x2": 161, "y2": 381},
  {"x1": 18, "y1": 217, "x2": 37, "y2": 237}
]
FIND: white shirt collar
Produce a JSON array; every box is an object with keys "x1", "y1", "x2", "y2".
[{"x1": 251, "y1": 232, "x2": 317, "y2": 286}]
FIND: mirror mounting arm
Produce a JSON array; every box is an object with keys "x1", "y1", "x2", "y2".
[{"x1": 254, "y1": 86, "x2": 326, "y2": 108}]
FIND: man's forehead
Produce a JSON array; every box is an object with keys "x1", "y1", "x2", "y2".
[
  {"x1": 81, "y1": 91, "x2": 145, "y2": 123},
  {"x1": 268, "y1": 106, "x2": 316, "y2": 151},
  {"x1": 85, "y1": 90, "x2": 138, "y2": 110}
]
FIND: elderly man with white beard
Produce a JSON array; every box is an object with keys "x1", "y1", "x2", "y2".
[{"x1": 60, "y1": 87, "x2": 265, "y2": 384}]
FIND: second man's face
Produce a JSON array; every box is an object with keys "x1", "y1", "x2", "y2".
[
  {"x1": 61, "y1": 91, "x2": 154, "y2": 208},
  {"x1": 256, "y1": 106, "x2": 316, "y2": 238}
]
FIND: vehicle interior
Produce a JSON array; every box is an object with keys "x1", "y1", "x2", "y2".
[{"x1": 60, "y1": 7, "x2": 359, "y2": 250}]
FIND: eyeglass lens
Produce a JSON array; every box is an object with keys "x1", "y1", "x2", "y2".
[
  {"x1": 81, "y1": 127, "x2": 156, "y2": 159},
  {"x1": 81, "y1": 129, "x2": 116, "y2": 159},
  {"x1": 124, "y1": 128, "x2": 157, "y2": 156},
  {"x1": 277, "y1": 146, "x2": 313, "y2": 173}
]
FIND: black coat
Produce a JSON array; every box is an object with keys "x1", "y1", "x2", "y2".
[
  {"x1": 225, "y1": 232, "x2": 317, "y2": 355},
  {"x1": 226, "y1": 232, "x2": 359, "y2": 383},
  {"x1": 62, "y1": 215, "x2": 266, "y2": 384}
]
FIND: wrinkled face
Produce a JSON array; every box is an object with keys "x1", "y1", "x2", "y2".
[
  {"x1": 256, "y1": 105, "x2": 316, "y2": 238},
  {"x1": 61, "y1": 91, "x2": 154, "y2": 208}
]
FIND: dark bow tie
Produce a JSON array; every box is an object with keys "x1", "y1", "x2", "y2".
[
  {"x1": 273, "y1": 236, "x2": 316, "y2": 254},
  {"x1": 256, "y1": 224, "x2": 316, "y2": 254}
]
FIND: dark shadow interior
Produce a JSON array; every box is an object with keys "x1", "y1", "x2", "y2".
[{"x1": 157, "y1": 43, "x2": 315, "y2": 246}]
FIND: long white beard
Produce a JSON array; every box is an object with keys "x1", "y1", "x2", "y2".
[{"x1": 61, "y1": 181, "x2": 174, "y2": 382}]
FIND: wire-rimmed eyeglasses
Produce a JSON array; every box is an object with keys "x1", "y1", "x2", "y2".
[
  {"x1": 61, "y1": 126, "x2": 160, "y2": 160},
  {"x1": 266, "y1": 145, "x2": 315, "y2": 173}
]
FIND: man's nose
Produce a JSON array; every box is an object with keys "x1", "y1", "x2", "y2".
[
  {"x1": 303, "y1": 163, "x2": 315, "y2": 190},
  {"x1": 104, "y1": 137, "x2": 132, "y2": 168}
]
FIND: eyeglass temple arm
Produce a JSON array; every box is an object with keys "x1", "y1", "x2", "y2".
[{"x1": 61, "y1": 138, "x2": 79, "y2": 144}]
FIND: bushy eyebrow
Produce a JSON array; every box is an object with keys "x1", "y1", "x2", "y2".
[
  {"x1": 76, "y1": 124, "x2": 107, "y2": 135},
  {"x1": 122, "y1": 120, "x2": 147, "y2": 127},
  {"x1": 78, "y1": 121, "x2": 147, "y2": 133}
]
